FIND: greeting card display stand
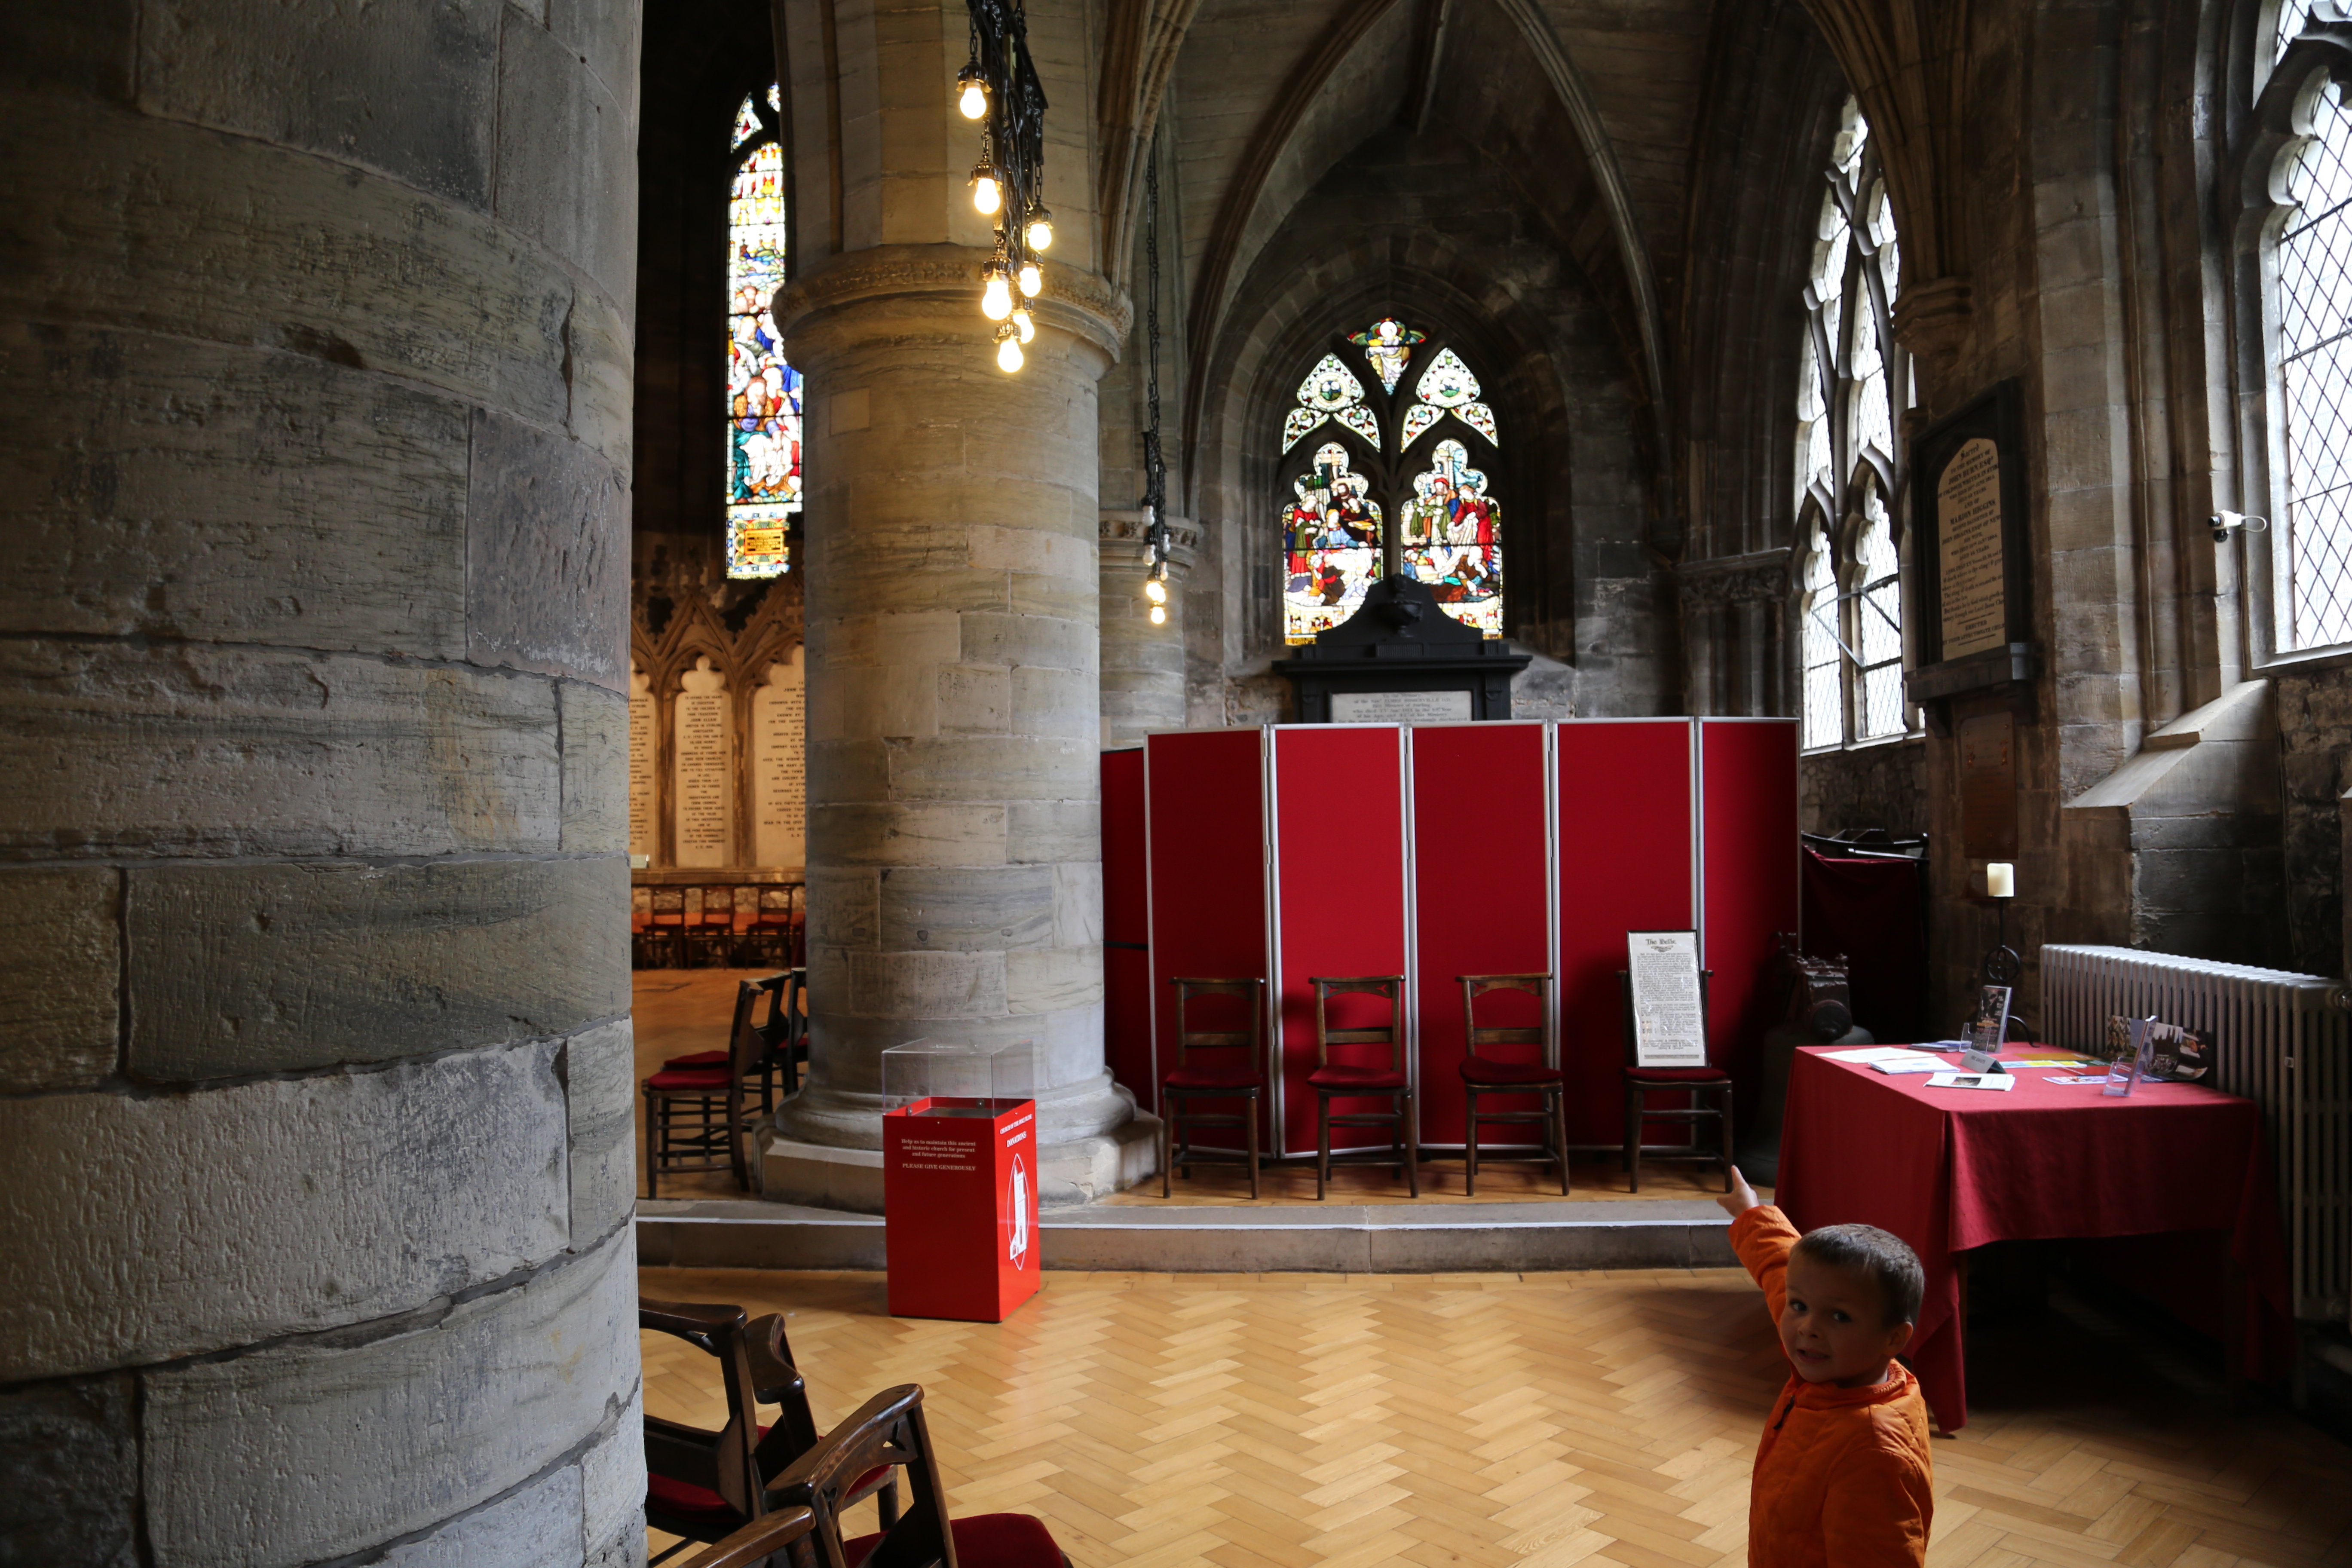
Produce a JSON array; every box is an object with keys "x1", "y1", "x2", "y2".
[{"x1": 880, "y1": 1041, "x2": 1040, "y2": 1323}]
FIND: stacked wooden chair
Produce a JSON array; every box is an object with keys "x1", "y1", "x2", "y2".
[
  {"x1": 1615, "y1": 967, "x2": 1733, "y2": 1192},
  {"x1": 1308, "y1": 974, "x2": 1418, "y2": 1199},
  {"x1": 642, "y1": 973, "x2": 801, "y2": 1197},
  {"x1": 640, "y1": 1298, "x2": 899, "y2": 1563}
]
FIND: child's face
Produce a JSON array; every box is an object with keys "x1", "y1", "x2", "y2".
[{"x1": 1781, "y1": 1256, "x2": 1914, "y2": 1387}]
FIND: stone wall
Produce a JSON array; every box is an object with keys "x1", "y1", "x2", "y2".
[
  {"x1": 1800, "y1": 739, "x2": 1930, "y2": 838},
  {"x1": 2275, "y1": 663, "x2": 2352, "y2": 977},
  {"x1": 0, "y1": 0, "x2": 644, "y2": 1561}
]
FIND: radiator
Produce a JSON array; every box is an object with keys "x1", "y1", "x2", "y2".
[{"x1": 2042, "y1": 944, "x2": 2352, "y2": 1321}]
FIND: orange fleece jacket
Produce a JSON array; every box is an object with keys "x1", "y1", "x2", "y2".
[{"x1": 1731, "y1": 1205, "x2": 1934, "y2": 1568}]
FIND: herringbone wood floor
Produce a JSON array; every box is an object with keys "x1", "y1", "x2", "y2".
[{"x1": 639, "y1": 1266, "x2": 2352, "y2": 1567}]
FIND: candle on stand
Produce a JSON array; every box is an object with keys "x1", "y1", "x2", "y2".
[{"x1": 1986, "y1": 862, "x2": 2015, "y2": 899}]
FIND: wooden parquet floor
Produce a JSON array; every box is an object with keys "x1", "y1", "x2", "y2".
[{"x1": 639, "y1": 1266, "x2": 2352, "y2": 1568}]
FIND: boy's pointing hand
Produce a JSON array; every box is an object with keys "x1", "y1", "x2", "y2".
[{"x1": 1716, "y1": 1165, "x2": 1761, "y2": 1219}]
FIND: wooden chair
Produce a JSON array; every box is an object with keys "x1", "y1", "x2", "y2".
[
  {"x1": 645, "y1": 886, "x2": 689, "y2": 968},
  {"x1": 1615, "y1": 968, "x2": 1732, "y2": 1192},
  {"x1": 1309, "y1": 975, "x2": 1418, "y2": 1200},
  {"x1": 650, "y1": 975, "x2": 799, "y2": 1194},
  {"x1": 674, "y1": 1506, "x2": 818, "y2": 1568},
  {"x1": 768, "y1": 1382, "x2": 1072, "y2": 1568},
  {"x1": 1457, "y1": 973, "x2": 1567, "y2": 1196},
  {"x1": 642, "y1": 1300, "x2": 898, "y2": 1564},
  {"x1": 1161, "y1": 977, "x2": 1267, "y2": 1198}
]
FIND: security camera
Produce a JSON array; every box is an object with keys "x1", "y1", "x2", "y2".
[{"x1": 2211, "y1": 511, "x2": 2269, "y2": 544}]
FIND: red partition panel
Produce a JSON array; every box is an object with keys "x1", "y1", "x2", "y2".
[
  {"x1": 1700, "y1": 718, "x2": 1801, "y2": 1107},
  {"x1": 1101, "y1": 748, "x2": 1151, "y2": 1106},
  {"x1": 1410, "y1": 722, "x2": 1552, "y2": 1148},
  {"x1": 1144, "y1": 730, "x2": 1269, "y2": 1132},
  {"x1": 1556, "y1": 720, "x2": 1696, "y2": 1143},
  {"x1": 1271, "y1": 725, "x2": 1410, "y2": 1156}
]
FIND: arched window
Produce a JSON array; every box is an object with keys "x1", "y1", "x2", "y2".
[
  {"x1": 1278, "y1": 318, "x2": 1503, "y2": 642},
  {"x1": 2269, "y1": 32, "x2": 2352, "y2": 652},
  {"x1": 725, "y1": 86, "x2": 801, "y2": 580},
  {"x1": 1795, "y1": 99, "x2": 1913, "y2": 746}
]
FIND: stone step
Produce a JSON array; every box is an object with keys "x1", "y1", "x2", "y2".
[{"x1": 635, "y1": 1197, "x2": 1739, "y2": 1274}]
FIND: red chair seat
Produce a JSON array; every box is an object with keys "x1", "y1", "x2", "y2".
[
  {"x1": 1625, "y1": 1065, "x2": 1730, "y2": 1084},
  {"x1": 844, "y1": 1513, "x2": 1063, "y2": 1568},
  {"x1": 646, "y1": 1066, "x2": 731, "y2": 1091},
  {"x1": 1308, "y1": 1065, "x2": 1408, "y2": 1092},
  {"x1": 665, "y1": 1049, "x2": 729, "y2": 1069},
  {"x1": 1460, "y1": 1055, "x2": 1562, "y2": 1087},
  {"x1": 1164, "y1": 1065, "x2": 1263, "y2": 1091},
  {"x1": 648, "y1": 1429, "x2": 893, "y2": 1527}
]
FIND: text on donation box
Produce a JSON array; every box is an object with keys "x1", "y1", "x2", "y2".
[{"x1": 882, "y1": 1099, "x2": 1041, "y2": 1323}]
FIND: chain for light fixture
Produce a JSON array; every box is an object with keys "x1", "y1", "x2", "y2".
[
  {"x1": 956, "y1": 0, "x2": 1049, "y2": 374},
  {"x1": 1141, "y1": 133, "x2": 1170, "y2": 625}
]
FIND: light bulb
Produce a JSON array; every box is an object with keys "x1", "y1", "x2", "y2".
[
  {"x1": 980, "y1": 269, "x2": 1013, "y2": 321},
  {"x1": 971, "y1": 168, "x2": 1001, "y2": 215},
  {"x1": 958, "y1": 80, "x2": 987, "y2": 120},
  {"x1": 1011, "y1": 306, "x2": 1035, "y2": 343},
  {"x1": 996, "y1": 330, "x2": 1025, "y2": 373},
  {"x1": 1148, "y1": 604, "x2": 1167, "y2": 625},
  {"x1": 1017, "y1": 260, "x2": 1041, "y2": 297},
  {"x1": 1144, "y1": 578, "x2": 1167, "y2": 605},
  {"x1": 1026, "y1": 207, "x2": 1054, "y2": 251}
]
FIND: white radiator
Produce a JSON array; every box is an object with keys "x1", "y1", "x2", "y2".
[{"x1": 2042, "y1": 944, "x2": 2352, "y2": 1321}]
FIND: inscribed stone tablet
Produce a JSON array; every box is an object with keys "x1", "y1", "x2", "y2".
[
  {"x1": 1328, "y1": 689, "x2": 1472, "y2": 723},
  {"x1": 752, "y1": 653, "x2": 806, "y2": 869},
  {"x1": 674, "y1": 658, "x2": 732, "y2": 868},
  {"x1": 627, "y1": 668, "x2": 655, "y2": 860},
  {"x1": 1937, "y1": 437, "x2": 2009, "y2": 658}
]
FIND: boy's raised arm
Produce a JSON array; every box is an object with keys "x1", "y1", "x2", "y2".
[{"x1": 1718, "y1": 1166, "x2": 1800, "y2": 1324}]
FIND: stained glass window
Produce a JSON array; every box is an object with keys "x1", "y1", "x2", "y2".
[
  {"x1": 1283, "y1": 442, "x2": 1384, "y2": 640},
  {"x1": 1400, "y1": 441, "x2": 1503, "y2": 636},
  {"x1": 726, "y1": 85, "x2": 801, "y2": 580},
  {"x1": 1796, "y1": 98, "x2": 1912, "y2": 748},
  {"x1": 2274, "y1": 70, "x2": 2352, "y2": 652},
  {"x1": 1347, "y1": 318, "x2": 1426, "y2": 392},
  {"x1": 1275, "y1": 318, "x2": 1505, "y2": 643}
]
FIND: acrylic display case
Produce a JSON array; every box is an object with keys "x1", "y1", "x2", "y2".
[
  {"x1": 880, "y1": 1038, "x2": 1041, "y2": 1323},
  {"x1": 880, "y1": 1038, "x2": 1037, "y2": 1116}
]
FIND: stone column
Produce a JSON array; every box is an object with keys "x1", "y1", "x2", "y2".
[
  {"x1": 1099, "y1": 509, "x2": 1200, "y2": 748},
  {"x1": 766, "y1": 252, "x2": 1156, "y2": 1205},
  {"x1": 0, "y1": 3, "x2": 642, "y2": 1563}
]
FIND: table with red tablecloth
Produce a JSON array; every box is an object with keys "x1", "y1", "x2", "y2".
[{"x1": 1775, "y1": 1045, "x2": 2294, "y2": 1430}]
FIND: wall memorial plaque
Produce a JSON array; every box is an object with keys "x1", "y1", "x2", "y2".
[
  {"x1": 1908, "y1": 380, "x2": 2036, "y2": 707},
  {"x1": 673, "y1": 656, "x2": 732, "y2": 869},
  {"x1": 752, "y1": 651, "x2": 807, "y2": 869},
  {"x1": 628, "y1": 666, "x2": 656, "y2": 859},
  {"x1": 1957, "y1": 710, "x2": 2018, "y2": 859},
  {"x1": 1328, "y1": 689, "x2": 1473, "y2": 723}
]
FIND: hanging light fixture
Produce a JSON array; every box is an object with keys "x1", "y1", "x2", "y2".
[
  {"x1": 1138, "y1": 126, "x2": 1173, "y2": 628},
  {"x1": 952, "y1": 0, "x2": 1049, "y2": 373}
]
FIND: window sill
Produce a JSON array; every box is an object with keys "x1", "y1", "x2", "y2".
[
  {"x1": 2253, "y1": 641, "x2": 2352, "y2": 680},
  {"x1": 1800, "y1": 730, "x2": 1926, "y2": 760}
]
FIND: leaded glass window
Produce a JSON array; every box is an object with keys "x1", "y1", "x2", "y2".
[
  {"x1": 1795, "y1": 98, "x2": 1913, "y2": 747},
  {"x1": 1277, "y1": 318, "x2": 1504, "y2": 642},
  {"x1": 2273, "y1": 67, "x2": 2352, "y2": 652},
  {"x1": 726, "y1": 85, "x2": 801, "y2": 580}
]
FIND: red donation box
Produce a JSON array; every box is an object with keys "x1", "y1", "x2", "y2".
[{"x1": 880, "y1": 1040, "x2": 1041, "y2": 1323}]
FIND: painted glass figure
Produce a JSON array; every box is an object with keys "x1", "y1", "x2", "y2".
[
  {"x1": 1401, "y1": 441, "x2": 1503, "y2": 636},
  {"x1": 726, "y1": 86, "x2": 801, "y2": 579},
  {"x1": 1283, "y1": 442, "x2": 1384, "y2": 641}
]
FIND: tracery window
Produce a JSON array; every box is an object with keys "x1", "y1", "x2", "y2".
[
  {"x1": 2267, "y1": 21, "x2": 2352, "y2": 652},
  {"x1": 1795, "y1": 98, "x2": 1913, "y2": 746},
  {"x1": 1278, "y1": 317, "x2": 1503, "y2": 642},
  {"x1": 725, "y1": 85, "x2": 801, "y2": 580}
]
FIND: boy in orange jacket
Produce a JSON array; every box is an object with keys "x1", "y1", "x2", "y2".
[{"x1": 1719, "y1": 1167, "x2": 1934, "y2": 1568}]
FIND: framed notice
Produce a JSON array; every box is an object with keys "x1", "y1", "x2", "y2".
[
  {"x1": 1628, "y1": 930, "x2": 1708, "y2": 1068},
  {"x1": 1908, "y1": 381, "x2": 2035, "y2": 704}
]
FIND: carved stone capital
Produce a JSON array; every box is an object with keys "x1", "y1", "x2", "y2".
[
  {"x1": 1891, "y1": 274, "x2": 1973, "y2": 374},
  {"x1": 772, "y1": 243, "x2": 1132, "y2": 370},
  {"x1": 1678, "y1": 547, "x2": 1793, "y2": 609},
  {"x1": 1099, "y1": 508, "x2": 1200, "y2": 573}
]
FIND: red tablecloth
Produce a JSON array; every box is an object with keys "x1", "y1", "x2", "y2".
[{"x1": 1776, "y1": 1045, "x2": 2294, "y2": 1430}]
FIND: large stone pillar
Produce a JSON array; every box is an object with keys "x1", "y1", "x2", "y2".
[
  {"x1": 761, "y1": 0, "x2": 1153, "y2": 1206},
  {"x1": 0, "y1": 3, "x2": 643, "y2": 1563},
  {"x1": 1099, "y1": 509, "x2": 1200, "y2": 747}
]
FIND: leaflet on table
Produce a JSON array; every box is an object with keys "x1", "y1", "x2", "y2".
[
  {"x1": 2047, "y1": 1075, "x2": 2111, "y2": 1086},
  {"x1": 1867, "y1": 1056, "x2": 1948, "y2": 1075},
  {"x1": 1926, "y1": 1071, "x2": 2017, "y2": 1092},
  {"x1": 1824, "y1": 1046, "x2": 1931, "y2": 1064}
]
